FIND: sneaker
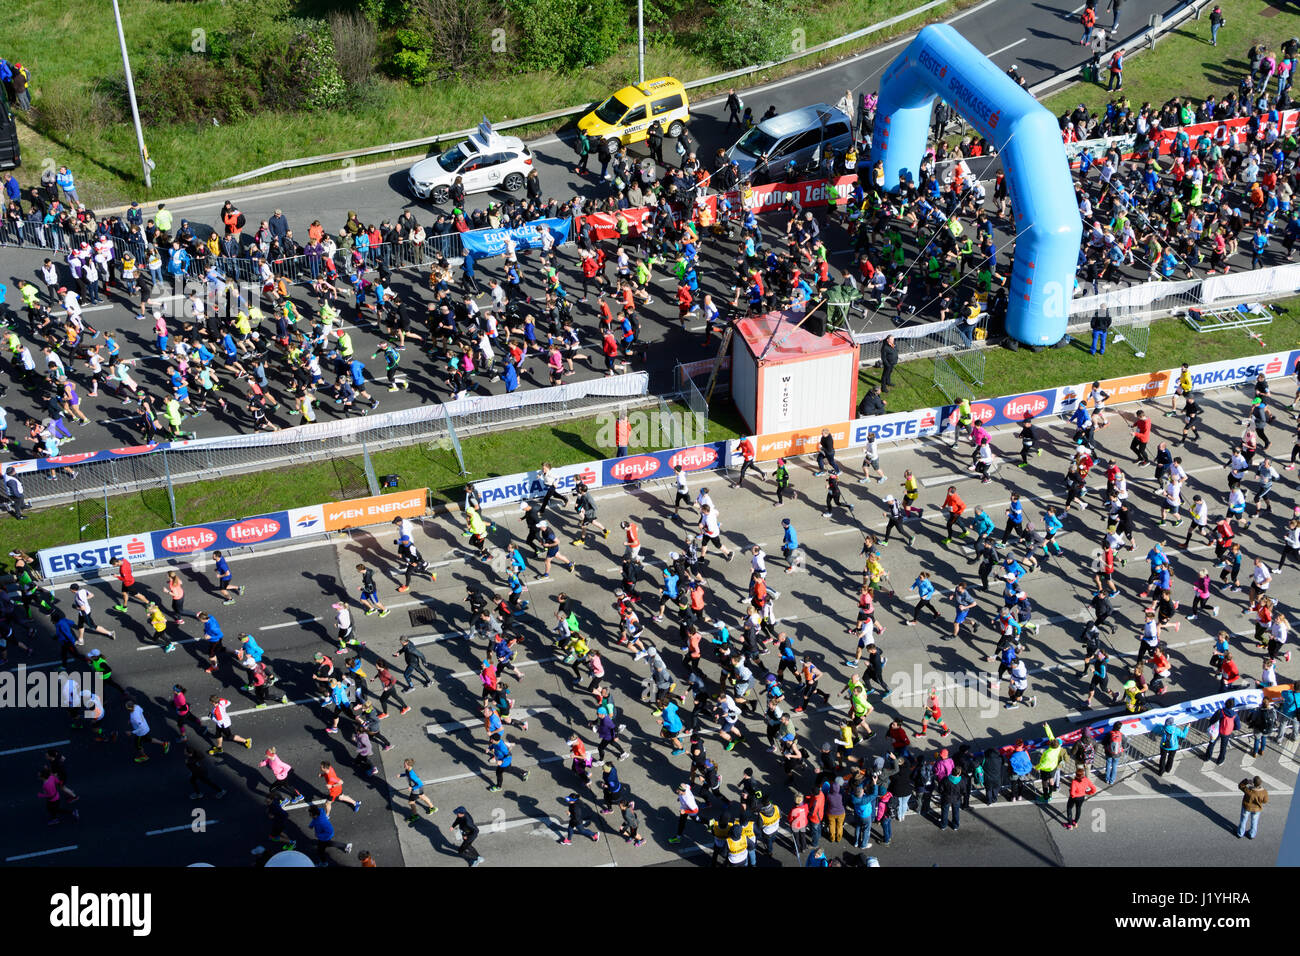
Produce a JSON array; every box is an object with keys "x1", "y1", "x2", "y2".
[
  {"x1": 400, "y1": 706, "x2": 411, "y2": 715},
  {"x1": 162, "y1": 742, "x2": 171, "y2": 754},
  {"x1": 244, "y1": 738, "x2": 253, "y2": 749},
  {"x1": 378, "y1": 609, "x2": 390, "y2": 618},
  {"x1": 365, "y1": 608, "x2": 377, "y2": 616},
  {"x1": 396, "y1": 585, "x2": 410, "y2": 593},
  {"x1": 560, "y1": 838, "x2": 572, "y2": 844},
  {"x1": 134, "y1": 755, "x2": 150, "y2": 763},
  {"x1": 163, "y1": 643, "x2": 177, "y2": 653},
  {"x1": 222, "y1": 598, "x2": 236, "y2": 606},
  {"x1": 670, "y1": 748, "x2": 686, "y2": 756},
  {"x1": 844, "y1": 659, "x2": 858, "y2": 667},
  {"x1": 668, "y1": 836, "x2": 683, "y2": 844}
]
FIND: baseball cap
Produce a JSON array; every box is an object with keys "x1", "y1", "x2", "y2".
[
  {"x1": 884, "y1": 494, "x2": 896, "y2": 502},
  {"x1": 669, "y1": 552, "x2": 679, "y2": 561},
  {"x1": 454, "y1": 806, "x2": 467, "y2": 815},
  {"x1": 89, "y1": 649, "x2": 100, "y2": 657}
]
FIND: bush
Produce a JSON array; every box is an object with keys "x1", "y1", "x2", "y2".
[
  {"x1": 413, "y1": 0, "x2": 500, "y2": 78},
  {"x1": 507, "y1": 0, "x2": 629, "y2": 72},
  {"x1": 389, "y1": 27, "x2": 434, "y2": 85},
  {"x1": 330, "y1": 10, "x2": 378, "y2": 87},
  {"x1": 694, "y1": 0, "x2": 794, "y2": 70},
  {"x1": 289, "y1": 18, "x2": 348, "y2": 110}
]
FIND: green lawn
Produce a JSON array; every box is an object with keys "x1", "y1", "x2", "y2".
[
  {"x1": 8, "y1": 0, "x2": 977, "y2": 208},
  {"x1": 12, "y1": 398, "x2": 747, "y2": 554},
  {"x1": 860, "y1": 296, "x2": 1300, "y2": 411},
  {"x1": 1042, "y1": 0, "x2": 1300, "y2": 118}
]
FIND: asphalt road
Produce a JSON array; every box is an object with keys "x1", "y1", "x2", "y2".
[
  {"x1": 0, "y1": 0, "x2": 1237, "y2": 462},
  {"x1": 2, "y1": 369, "x2": 1295, "y2": 867}
]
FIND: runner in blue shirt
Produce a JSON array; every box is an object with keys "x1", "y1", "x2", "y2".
[
  {"x1": 308, "y1": 804, "x2": 352, "y2": 865},
  {"x1": 1002, "y1": 494, "x2": 1026, "y2": 545},
  {"x1": 487, "y1": 732, "x2": 529, "y2": 792},
  {"x1": 212, "y1": 550, "x2": 244, "y2": 604},
  {"x1": 655, "y1": 567, "x2": 679, "y2": 622},
  {"x1": 197, "y1": 611, "x2": 225, "y2": 674},
  {"x1": 400, "y1": 757, "x2": 438, "y2": 823}
]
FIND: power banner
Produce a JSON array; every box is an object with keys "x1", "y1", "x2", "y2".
[
  {"x1": 461, "y1": 217, "x2": 572, "y2": 267},
  {"x1": 753, "y1": 423, "x2": 850, "y2": 462},
  {"x1": 287, "y1": 489, "x2": 429, "y2": 537}
]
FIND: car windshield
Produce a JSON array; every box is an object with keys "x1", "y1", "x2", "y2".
[
  {"x1": 592, "y1": 95, "x2": 630, "y2": 125},
  {"x1": 734, "y1": 127, "x2": 778, "y2": 158},
  {"x1": 436, "y1": 143, "x2": 470, "y2": 173}
]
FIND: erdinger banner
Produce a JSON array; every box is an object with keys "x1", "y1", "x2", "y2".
[
  {"x1": 602, "y1": 443, "x2": 727, "y2": 483},
  {"x1": 461, "y1": 217, "x2": 572, "y2": 267}
]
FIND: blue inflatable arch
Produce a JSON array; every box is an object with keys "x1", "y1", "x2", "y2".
[{"x1": 870, "y1": 24, "x2": 1081, "y2": 345}]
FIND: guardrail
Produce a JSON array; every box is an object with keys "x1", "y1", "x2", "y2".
[{"x1": 215, "y1": 0, "x2": 959, "y2": 186}]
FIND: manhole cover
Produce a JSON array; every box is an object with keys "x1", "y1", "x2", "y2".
[{"x1": 408, "y1": 607, "x2": 437, "y2": 627}]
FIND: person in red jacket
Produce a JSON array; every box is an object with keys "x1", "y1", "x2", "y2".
[
  {"x1": 676, "y1": 280, "x2": 695, "y2": 322},
  {"x1": 1219, "y1": 651, "x2": 1241, "y2": 691},
  {"x1": 1130, "y1": 409, "x2": 1152, "y2": 464},
  {"x1": 804, "y1": 789, "x2": 826, "y2": 850},
  {"x1": 941, "y1": 486, "x2": 968, "y2": 543},
  {"x1": 734, "y1": 437, "x2": 766, "y2": 485},
  {"x1": 1064, "y1": 766, "x2": 1097, "y2": 830}
]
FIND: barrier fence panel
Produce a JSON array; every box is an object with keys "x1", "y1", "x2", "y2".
[
  {"x1": 932, "y1": 356, "x2": 974, "y2": 402},
  {"x1": 1115, "y1": 322, "x2": 1150, "y2": 358},
  {"x1": 675, "y1": 362, "x2": 711, "y2": 431},
  {"x1": 952, "y1": 346, "x2": 986, "y2": 386}
]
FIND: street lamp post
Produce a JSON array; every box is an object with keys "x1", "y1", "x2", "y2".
[
  {"x1": 637, "y1": 0, "x2": 645, "y2": 84},
  {"x1": 111, "y1": 0, "x2": 152, "y2": 189}
]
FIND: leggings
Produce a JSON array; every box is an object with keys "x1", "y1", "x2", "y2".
[
  {"x1": 912, "y1": 599, "x2": 938, "y2": 621},
  {"x1": 1066, "y1": 795, "x2": 1085, "y2": 825}
]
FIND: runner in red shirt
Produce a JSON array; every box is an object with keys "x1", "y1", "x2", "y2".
[
  {"x1": 1130, "y1": 409, "x2": 1153, "y2": 464},
  {"x1": 320, "y1": 760, "x2": 361, "y2": 815},
  {"x1": 941, "y1": 487, "x2": 968, "y2": 543},
  {"x1": 110, "y1": 557, "x2": 150, "y2": 612}
]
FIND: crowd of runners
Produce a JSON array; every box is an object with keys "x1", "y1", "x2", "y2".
[
  {"x1": 5, "y1": 344, "x2": 1300, "y2": 863},
  {"x1": 5, "y1": 19, "x2": 1300, "y2": 863}
]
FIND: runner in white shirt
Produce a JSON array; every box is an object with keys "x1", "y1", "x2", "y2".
[
  {"x1": 860, "y1": 430, "x2": 886, "y2": 483},
  {"x1": 1090, "y1": 386, "x2": 1112, "y2": 428},
  {"x1": 1159, "y1": 476, "x2": 1183, "y2": 527},
  {"x1": 1249, "y1": 558, "x2": 1273, "y2": 605},
  {"x1": 70, "y1": 583, "x2": 115, "y2": 644},
  {"x1": 208, "y1": 694, "x2": 251, "y2": 753},
  {"x1": 750, "y1": 546, "x2": 767, "y2": 578},
  {"x1": 698, "y1": 504, "x2": 734, "y2": 561},
  {"x1": 62, "y1": 288, "x2": 82, "y2": 319},
  {"x1": 696, "y1": 488, "x2": 716, "y2": 523},
  {"x1": 1268, "y1": 614, "x2": 1291, "y2": 664}
]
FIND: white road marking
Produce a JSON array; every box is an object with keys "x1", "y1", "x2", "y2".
[
  {"x1": 6, "y1": 845, "x2": 78, "y2": 861},
  {"x1": 986, "y1": 38, "x2": 1027, "y2": 58},
  {"x1": 424, "y1": 753, "x2": 564, "y2": 785},
  {"x1": 0, "y1": 740, "x2": 71, "y2": 756},
  {"x1": 426, "y1": 706, "x2": 553, "y2": 736},
  {"x1": 146, "y1": 821, "x2": 219, "y2": 836},
  {"x1": 411, "y1": 631, "x2": 466, "y2": 645}
]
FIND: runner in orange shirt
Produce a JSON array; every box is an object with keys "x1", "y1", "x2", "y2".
[{"x1": 941, "y1": 486, "x2": 969, "y2": 544}]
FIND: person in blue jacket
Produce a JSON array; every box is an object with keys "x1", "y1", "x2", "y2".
[
  {"x1": 487, "y1": 732, "x2": 530, "y2": 792},
  {"x1": 781, "y1": 518, "x2": 799, "y2": 567},
  {"x1": 502, "y1": 357, "x2": 519, "y2": 393},
  {"x1": 1002, "y1": 493, "x2": 1026, "y2": 545},
  {"x1": 1041, "y1": 507, "x2": 1064, "y2": 556},
  {"x1": 908, "y1": 572, "x2": 939, "y2": 625},
  {"x1": 661, "y1": 699, "x2": 685, "y2": 755},
  {"x1": 1157, "y1": 717, "x2": 1189, "y2": 775}
]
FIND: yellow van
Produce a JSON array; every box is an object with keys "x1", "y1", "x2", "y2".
[{"x1": 577, "y1": 77, "x2": 690, "y2": 152}]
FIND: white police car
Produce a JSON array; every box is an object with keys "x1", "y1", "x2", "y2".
[{"x1": 408, "y1": 119, "x2": 534, "y2": 204}]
